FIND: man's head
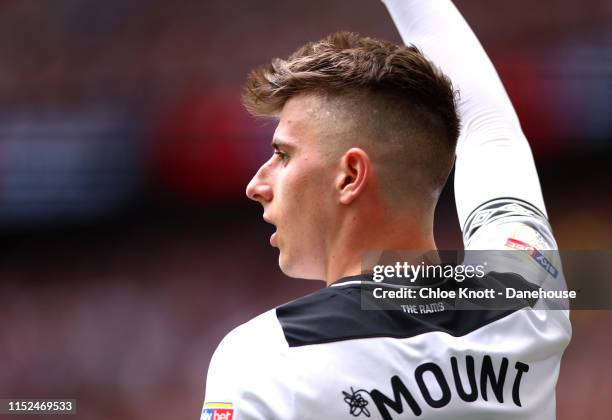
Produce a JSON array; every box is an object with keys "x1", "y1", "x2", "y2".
[{"x1": 244, "y1": 31, "x2": 459, "y2": 280}]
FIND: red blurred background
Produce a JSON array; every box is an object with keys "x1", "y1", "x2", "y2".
[{"x1": 0, "y1": 0, "x2": 611, "y2": 419}]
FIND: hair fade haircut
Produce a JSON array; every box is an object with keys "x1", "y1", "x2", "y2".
[
  {"x1": 243, "y1": 31, "x2": 460, "y2": 203},
  {"x1": 243, "y1": 31, "x2": 459, "y2": 144}
]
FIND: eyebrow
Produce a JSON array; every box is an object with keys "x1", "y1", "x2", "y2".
[{"x1": 271, "y1": 137, "x2": 295, "y2": 150}]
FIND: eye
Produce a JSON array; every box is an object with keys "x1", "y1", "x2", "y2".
[{"x1": 274, "y1": 150, "x2": 289, "y2": 163}]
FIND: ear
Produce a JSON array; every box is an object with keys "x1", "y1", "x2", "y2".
[{"x1": 335, "y1": 148, "x2": 371, "y2": 205}]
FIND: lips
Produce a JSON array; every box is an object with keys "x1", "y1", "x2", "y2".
[
  {"x1": 270, "y1": 231, "x2": 278, "y2": 247},
  {"x1": 263, "y1": 214, "x2": 278, "y2": 247}
]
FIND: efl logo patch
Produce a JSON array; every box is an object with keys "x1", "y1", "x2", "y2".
[
  {"x1": 201, "y1": 402, "x2": 234, "y2": 420},
  {"x1": 505, "y1": 238, "x2": 558, "y2": 278}
]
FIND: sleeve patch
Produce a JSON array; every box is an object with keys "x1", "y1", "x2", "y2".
[{"x1": 505, "y1": 238, "x2": 559, "y2": 278}]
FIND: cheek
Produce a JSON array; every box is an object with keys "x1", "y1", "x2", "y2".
[
  {"x1": 276, "y1": 164, "x2": 336, "y2": 278},
  {"x1": 288, "y1": 165, "x2": 331, "y2": 205},
  {"x1": 294, "y1": 171, "x2": 336, "y2": 230},
  {"x1": 277, "y1": 167, "x2": 330, "y2": 226}
]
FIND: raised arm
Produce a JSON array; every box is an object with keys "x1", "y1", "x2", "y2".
[{"x1": 382, "y1": 0, "x2": 549, "y2": 245}]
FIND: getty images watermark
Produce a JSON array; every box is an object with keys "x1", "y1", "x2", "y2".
[
  {"x1": 359, "y1": 250, "x2": 590, "y2": 312},
  {"x1": 373, "y1": 261, "x2": 487, "y2": 283}
]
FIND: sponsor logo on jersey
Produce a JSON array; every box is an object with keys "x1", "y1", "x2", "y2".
[
  {"x1": 201, "y1": 402, "x2": 233, "y2": 420},
  {"x1": 342, "y1": 354, "x2": 530, "y2": 419},
  {"x1": 505, "y1": 238, "x2": 558, "y2": 278}
]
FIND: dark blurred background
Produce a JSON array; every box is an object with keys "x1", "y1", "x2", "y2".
[{"x1": 0, "y1": 0, "x2": 610, "y2": 419}]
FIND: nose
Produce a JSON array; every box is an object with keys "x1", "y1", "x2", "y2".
[{"x1": 246, "y1": 163, "x2": 273, "y2": 203}]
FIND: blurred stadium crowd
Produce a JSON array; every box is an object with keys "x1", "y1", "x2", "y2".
[{"x1": 0, "y1": 0, "x2": 611, "y2": 419}]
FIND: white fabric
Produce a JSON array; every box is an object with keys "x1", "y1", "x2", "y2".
[{"x1": 203, "y1": 309, "x2": 295, "y2": 419}]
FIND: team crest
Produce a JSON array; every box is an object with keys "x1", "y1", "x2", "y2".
[{"x1": 342, "y1": 387, "x2": 372, "y2": 417}]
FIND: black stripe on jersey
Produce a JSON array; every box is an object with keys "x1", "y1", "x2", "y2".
[
  {"x1": 462, "y1": 197, "x2": 548, "y2": 243},
  {"x1": 276, "y1": 272, "x2": 539, "y2": 347}
]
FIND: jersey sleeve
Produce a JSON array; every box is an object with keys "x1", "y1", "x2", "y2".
[
  {"x1": 382, "y1": 0, "x2": 567, "y2": 299},
  {"x1": 202, "y1": 310, "x2": 295, "y2": 420},
  {"x1": 382, "y1": 0, "x2": 550, "y2": 247}
]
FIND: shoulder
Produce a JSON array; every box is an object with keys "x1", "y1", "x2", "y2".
[
  {"x1": 210, "y1": 308, "x2": 288, "y2": 367},
  {"x1": 204, "y1": 309, "x2": 295, "y2": 418}
]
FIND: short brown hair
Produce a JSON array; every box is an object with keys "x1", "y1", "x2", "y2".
[{"x1": 243, "y1": 31, "x2": 460, "y2": 203}]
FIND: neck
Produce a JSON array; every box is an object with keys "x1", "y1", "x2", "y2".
[{"x1": 323, "y1": 208, "x2": 436, "y2": 286}]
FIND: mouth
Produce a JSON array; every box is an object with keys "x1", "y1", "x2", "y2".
[{"x1": 263, "y1": 215, "x2": 278, "y2": 247}]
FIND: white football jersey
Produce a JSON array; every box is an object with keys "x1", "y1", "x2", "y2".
[{"x1": 202, "y1": 198, "x2": 571, "y2": 420}]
